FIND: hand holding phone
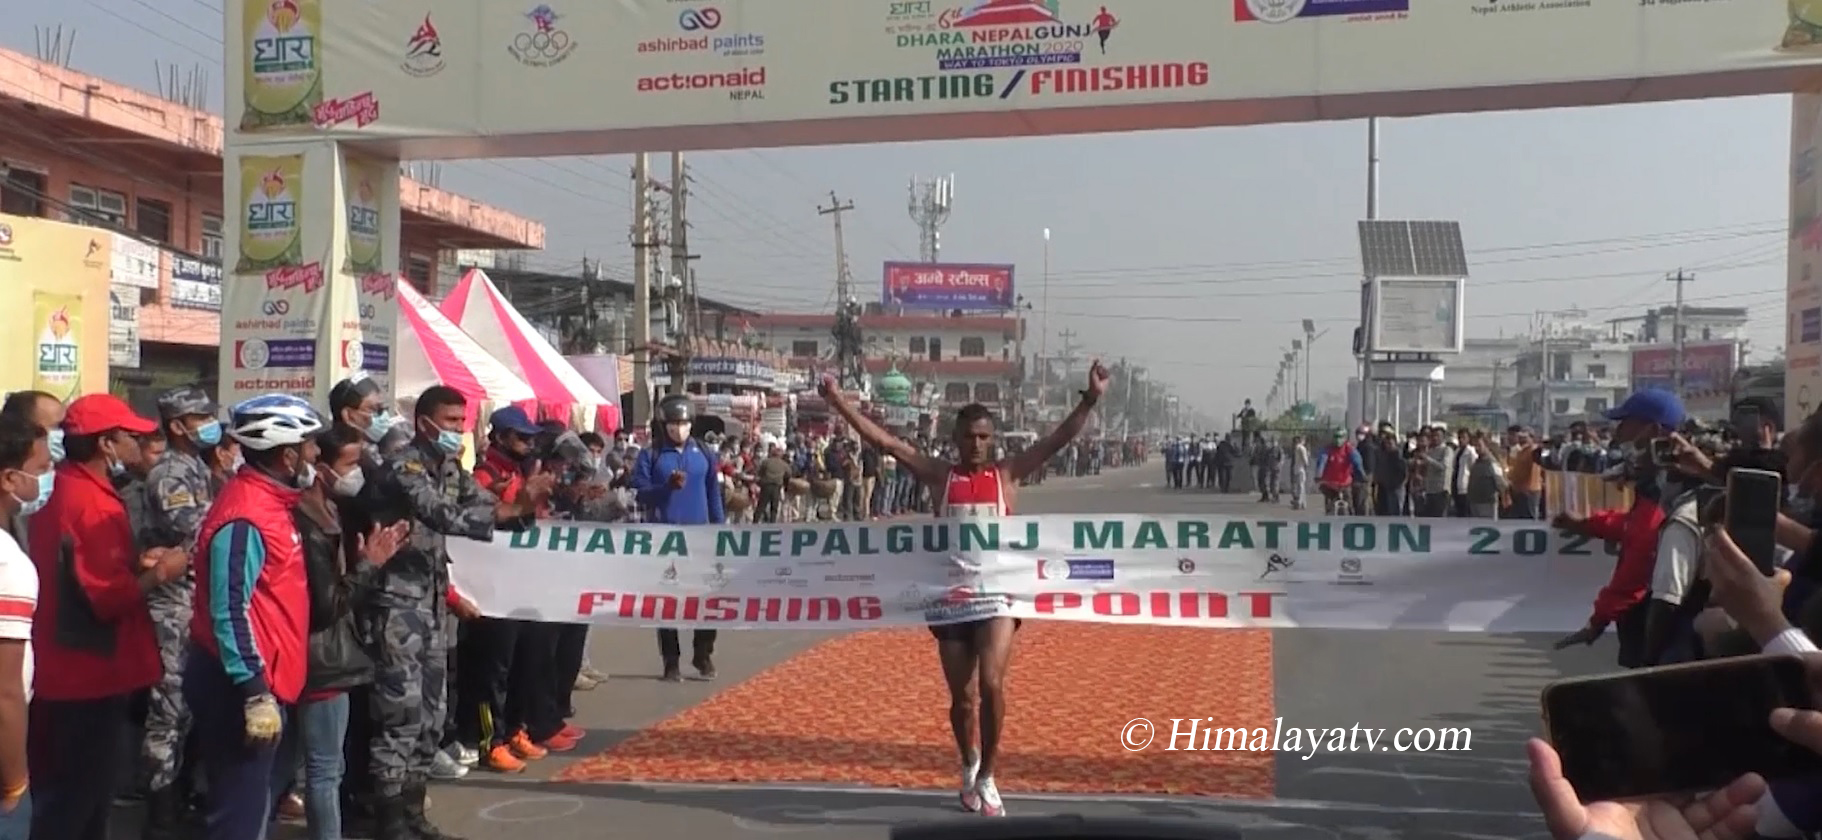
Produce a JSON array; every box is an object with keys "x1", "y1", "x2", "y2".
[{"x1": 1650, "y1": 438, "x2": 1676, "y2": 466}]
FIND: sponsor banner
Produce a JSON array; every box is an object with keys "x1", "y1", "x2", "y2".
[
  {"x1": 883, "y1": 261, "x2": 1015, "y2": 310},
  {"x1": 449, "y1": 516, "x2": 1608, "y2": 632},
  {"x1": 650, "y1": 355, "x2": 777, "y2": 388},
  {"x1": 32, "y1": 292, "x2": 84, "y2": 401},
  {"x1": 1793, "y1": 88, "x2": 1822, "y2": 431},
  {"x1": 221, "y1": 144, "x2": 335, "y2": 406},
  {"x1": 170, "y1": 255, "x2": 223, "y2": 312},
  {"x1": 224, "y1": 1, "x2": 1814, "y2": 147},
  {"x1": 108, "y1": 285, "x2": 141, "y2": 368},
  {"x1": 109, "y1": 233, "x2": 161, "y2": 290},
  {"x1": 0, "y1": 215, "x2": 110, "y2": 399}
]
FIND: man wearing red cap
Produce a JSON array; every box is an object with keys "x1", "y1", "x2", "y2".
[{"x1": 26, "y1": 394, "x2": 189, "y2": 840}]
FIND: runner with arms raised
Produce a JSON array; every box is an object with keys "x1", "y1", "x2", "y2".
[{"x1": 820, "y1": 360, "x2": 1110, "y2": 817}]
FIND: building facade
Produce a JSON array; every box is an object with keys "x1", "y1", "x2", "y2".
[
  {"x1": 0, "y1": 49, "x2": 541, "y2": 403},
  {"x1": 736, "y1": 312, "x2": 1022, "y2": 412}
]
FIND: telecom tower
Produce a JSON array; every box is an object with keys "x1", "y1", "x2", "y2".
[{"x1": 907, "y1": 174, "x2": 954, "y2": 263}]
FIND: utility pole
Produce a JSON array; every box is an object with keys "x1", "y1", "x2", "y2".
[
  {"x1": 630, "y1": 153, "x2": 655, "y2": 427},
  {"x1": 1668, "y1": 269, "x2": 1693, "y2": 398},
  {"x1": 820, "y1": 192, "x2": 863, "y2": 389},
  {"x1": 1057, "y1": 328, "x2": 1081, "y2": 392},
  {"x1": 1539, "y1": 331, "x2": 1552, "y2": 439},
  {"x1": 667, "y1": 151, "x2": 698, "y2": 395}
]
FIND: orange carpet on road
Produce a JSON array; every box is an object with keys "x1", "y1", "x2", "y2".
[{"x1": 557, "y1": 623, "x2": 1275, "y2": 798}]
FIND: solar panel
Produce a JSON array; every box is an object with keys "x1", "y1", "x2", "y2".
[
  {"x1": 1357, "y1": 220, "x2": 1468, "y2": 278},
  {"x1": 1409, "y1": 220, "x2": 1468, "y2": 277}
]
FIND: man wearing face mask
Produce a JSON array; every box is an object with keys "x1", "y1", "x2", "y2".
[
  {"x1": 28, "y1": 394, "x2": 187, "y2": 840},
  {"x1": 184, "y1": 395, "x2": 321, "y2": 840},
  {"x1": 633, "y1": 394, "x2": 724, "y2": 681},
  {"x1": 1600, "y1": 389, "x2": 1704, "y2": 666},
  {"x1": 0, "y1": 413, "x2": 48, "y2": 837},
  {"x1": 136, "y1": 385, "x2": 223, "y2": 833},
  {"x1": 330, "y1": 374, "x2": 399, "y2": 465},
  {"x1": 0, "y1": 391, "x2": 64, "y2": 550},
  {"x1": 368, "y1": 386, "x2": 550, "y2": 840}
]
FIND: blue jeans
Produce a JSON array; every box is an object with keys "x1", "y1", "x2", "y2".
[
  {"x1": 274, "y1": 694, "x2": 351, "y2": 840},
  {"x1": 0, "y1": 791, "x2": 30, "y2": 840},
  {"x1": 186, "y1": 647, "x2": 288, "y2": 840}
]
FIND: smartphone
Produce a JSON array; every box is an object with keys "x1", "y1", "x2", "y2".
[
  {"x1": 1649, "y1": 438, "x2": 1676, "y2": 466},
  {"x1": 1542, "y1": 655, "x2": 1822, "y2": 802},
  {"x1": 1733, "y1": 405, "x2": 1763, "y2": 446},
  {"x1": 1727, "y1": 468, "x2": 1783, "y2": 576}
]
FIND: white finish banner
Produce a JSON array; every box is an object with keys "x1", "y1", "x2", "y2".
[{"x1": 448, "y1": 516, "x2": 1612, "y2": 632}]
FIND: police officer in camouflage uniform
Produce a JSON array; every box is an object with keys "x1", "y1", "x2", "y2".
[
  {"x1": 366, "y1": 386, "x2": 549, "y2": 840},
  {"x1": 137, "y1": 386, "x2": 222, "y2": 835}
]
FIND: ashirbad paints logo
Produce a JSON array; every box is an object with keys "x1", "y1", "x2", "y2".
[
  {"x1": 509, "y1": 4, "x2": 576, "y2": 67},
  {"x1": 637, "y1": 6, "x2": 765, "y2": 57},
  {"x1": 1234, "y1": 0, "x2": 1408, "y2": 23},
  {"x1": 401, "y1": 13, "x2": 446, "y2": 76}
]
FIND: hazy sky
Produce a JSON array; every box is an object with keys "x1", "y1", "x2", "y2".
[{"x1": 4, "y1": 1, "x2": 1794, "y2": 419}]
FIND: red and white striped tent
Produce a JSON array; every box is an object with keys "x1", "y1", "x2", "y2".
[
  {"x1": 396, "y1": 278, "x2": 534, "y2": 429},
  {"x1": 439, "y1": 268, "x2": 620, "y2": 431}
]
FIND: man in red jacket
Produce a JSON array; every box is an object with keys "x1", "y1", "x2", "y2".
[
  {"x1": 27, "y1": 394, "x2": 188, "y2": 840},
  {"x1": 185, "y1": 395, "x2": 322, "y2": 840},
  {"x1": 1551, "y1": 462, "x2": 1667, "y2": 668}
]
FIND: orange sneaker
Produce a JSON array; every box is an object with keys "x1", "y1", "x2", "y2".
[
  {"x1": 559, "y1": 724, "x2": 586, "y2": 740},
  {"x1": 539, "y1": 731, "x2": 580, "y2": 753},
  {"x1": 483, "y1": 744, "x2": 526, "y2": 773},
  {"x1": 508, "y1": 731, "x2": 548, "y2": 760}
]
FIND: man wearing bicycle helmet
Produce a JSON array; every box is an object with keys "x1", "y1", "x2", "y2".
[{"x1": 185, "y1": 394, "x2": 322, "y2": 840}]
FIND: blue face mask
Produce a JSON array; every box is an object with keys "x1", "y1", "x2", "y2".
[
  {"x1": 434, "y1": 428, "x2": 463, "y2": 455},
  {"x1": 364, "y1": 411, "x2": 395, "y2": 444},
  {"x1": 46, "y1": 429, "x2": 64, "y2": 464},
  {"x1": 194, "y1": 420, "x2": 223, "y2": 447},
  {"x1": 16, "y1": 470, "x2": 52, "y2": 516}
]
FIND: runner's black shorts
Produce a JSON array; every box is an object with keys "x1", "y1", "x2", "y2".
[{"x1": 928, "y1": 617, "x2": 1022, "y2": 643}]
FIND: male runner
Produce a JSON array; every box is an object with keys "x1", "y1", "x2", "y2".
[{"x1": 821, "y1": 361, "x2": 1109, "y2": 817}]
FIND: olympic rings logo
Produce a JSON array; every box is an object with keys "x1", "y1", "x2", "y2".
[
  {"x1": 512, "y1": 29, "x2": 572, "y2": 57},
  {"x1": 262, "y1": 299, "x2": 290, "y2": 316},
  {"x1": 679, "y1": 8, "x2": 721, "y2": 30}
]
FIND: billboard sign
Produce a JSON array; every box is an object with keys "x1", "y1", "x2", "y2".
[
  {"x1": 1367, "y1": 276, "x2": 1463, "y2": 355},
  {"x1": 1629, "y1": 341, "x2": 1739, "y2": 402},
  {"x1": 882, "y1": 262, "x2": 1015, "y2": 311}
]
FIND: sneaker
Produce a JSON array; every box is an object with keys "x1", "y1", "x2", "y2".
[
  {"x1": 975, "y1": 777, "x2": 1005, "y2": 817},
  {"x1": 660, "y1": 663, "x2": 683, "y2": 682},
  {"x1": 580, "y1": 665, "x2": 610, "y2": 682},
  {"x1": 958, "y1": 754, "x2": 982, "y2": 812},
  {"x1": 539, "y1": 731, "x2": 580, "y2": 753},
  {"x1": 453, "y1": 744, "x2": 480, "y2": 767},
  {"x1": 508, "y1": 731, "x2": 548, "y2": 760},
  {"x1": 429, "y1": 749, "x2": 469, "y2": 780},
  {"x1": 692, "y1": 654, "x2": 716, "y2": 680},
  {"x1": 483, "y1": 744, "x2": 526, "y2": 774},
  {"x1": 559, "y1": 724, "x2": 587, "y2": 740}
]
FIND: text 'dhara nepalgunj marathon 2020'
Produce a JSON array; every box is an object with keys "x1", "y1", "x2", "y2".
[{"x1": 1119, "y1": 718, "x2": 1474, "y2": 759}]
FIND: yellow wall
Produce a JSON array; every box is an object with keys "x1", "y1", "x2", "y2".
[{"x1": 0, "y1": 214, "x2": 114, "y2": 399}]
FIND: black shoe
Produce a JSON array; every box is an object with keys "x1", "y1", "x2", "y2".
[
  {"x1": 403, "y1": 783, "x2": 465, "y2": 840},
  {"x1": 692, "y1": 654, "x2": 716, "y2": 680},
  {"x1": 660, "y1": 659, "x2": 683, "y2": 682},
  {"x1": 375, "y1": 795, "x2": 413, "y2": 840},
  {"x1": 141, "y1": 785, "x2": 184, "y2": 840}
]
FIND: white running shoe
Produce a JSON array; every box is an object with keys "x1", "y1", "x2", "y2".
[
  {"x1": 430, "y1": 749, "x2": 470, "y2": 780},
  {"x1": 959, "y1": 754, "x2": 982, "y2": 811},
  {"x1": 975, "y1": 776, "x2": 1005, "y2": 817},
  {"x1": 453, "y1": 744, "x2": 480, "y2": 767}
]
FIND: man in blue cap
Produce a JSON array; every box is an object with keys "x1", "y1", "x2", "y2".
[{"x1": 1600, "y1": 388, "x2": 1706, "y2": 666}]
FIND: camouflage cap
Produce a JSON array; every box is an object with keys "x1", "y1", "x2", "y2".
[{"x1": 155, "y1": 385, "x2": 217, "y2": 420}]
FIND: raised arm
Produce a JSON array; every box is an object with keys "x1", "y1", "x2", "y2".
[
  {"x1": 820, "y1": 376, "x2": 948, "y2": 484},
  {"x1": 1007, "y1": 360, "x2": 1110, "y2": 481}
]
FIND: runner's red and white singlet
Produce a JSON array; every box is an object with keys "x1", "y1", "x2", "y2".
[{"x1": 939, "y1": 465, "x2": 1010, "y2": 518}]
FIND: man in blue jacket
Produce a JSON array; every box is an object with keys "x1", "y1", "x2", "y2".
[{"x1": 632, "y1": 395, "x2": 724, "y2": 681}]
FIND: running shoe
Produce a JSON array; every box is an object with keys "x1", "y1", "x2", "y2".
[
  {"x1": 581, "y1": 664, "x2": 610, "y2": 682},
  {"x1": 484, "y1": 743, "x2": 527, "y2": 773},
  {"x1": 508, "y1": 731, "x2": 548, "y2": 760},
  {"x1": 453, "y1": 744, "x2": 480, "y2": 767},
  {"x1": 429, "y1": 749, "x2": 469, "y2": 780},
  {"x1": 959, "y1": 754, "x2": 982, "y2": 812},
  {"x1": 975, "y1": 777, "x2": 1005, "y2": 817}
]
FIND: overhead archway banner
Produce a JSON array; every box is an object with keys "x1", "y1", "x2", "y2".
[{"x1": 223, "y1": 1, "x2": 1822, "y2": 156}]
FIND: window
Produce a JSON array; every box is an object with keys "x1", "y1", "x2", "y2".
[
  {"x1": 1585, "y1": 363, "x2": 1607, "y2": 380},
  {"x1": 909, "y1": 336, "x2": 927, "y2": 354},
  {"x1": 1550, "y1": 356, "x2": 1572, "y2": 380},
  {"x1": 972, "y1": 383, "x2": 999, "y2": 403},
  {"x1": 68, "y1": 184, "x2": 126, "y2": 226},
  {"x1": 405, "y1": 254, "x2": 433, "y2": 293},
  {"x1": 134, "y1": 197, "x2": 173, "y2": 244},
  {"x1": 1584, "y1": 397, "x2": 1608, "y2": 414},
  {"x1": 958, "y1": 337, "x2": 986, "y2": 358},
  {"x1": 789, "y1": 340, "x2": 819, "y2": 358},
  {"x1": 1552, "y1": 398, "x2": 1571, "y2": 415},
  {"x1": 0, "y1": 168, "x2": 46, "y2": 217},
  {"x1": 927, "y1": 337, "x2": 942, "y2": 361},
  {"x1": 943, "y1": 383, "x2": 972, "y2": 403},
  {"x1": 200, "y1": 213, "x2": 224, "y2": 262}
]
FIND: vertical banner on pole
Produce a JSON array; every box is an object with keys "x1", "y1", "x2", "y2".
[
  {"x1": 1790, "y1": 81, "x2": 1822, "y2": 431},
  {"x1": 335, "y1": 149, "x2": 402, "y2": 402}
]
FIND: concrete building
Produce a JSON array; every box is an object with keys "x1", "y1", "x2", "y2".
[
  {"x1": 0, "y1": 48, "x2": 541, "y2": 399},
  {"x1": 734, "y1": 311, "x2": 1021, "y2": 411},
  {"x1": 1433, "y1": 336, "x2": 1527, "y2": 417}
]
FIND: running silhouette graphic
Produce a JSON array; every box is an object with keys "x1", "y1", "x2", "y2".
[{"x1": 1091, "y1": 6, "x2": 1119, "y2": 54}]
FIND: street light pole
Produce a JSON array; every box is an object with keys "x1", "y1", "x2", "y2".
[{"x1": 1038, "y1": 227, "x2": 1051, "y2": 419}]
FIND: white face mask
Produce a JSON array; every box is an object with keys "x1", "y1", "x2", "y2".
[
  {"x1": 331, "y1": 465, "x2": 366, "y2": 498},
  {"x1": 665, "y1": 422, "x2": 691, "y2": 444}
]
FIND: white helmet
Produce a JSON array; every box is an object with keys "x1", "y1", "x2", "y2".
[{"x1": 228, "y1": 394, "x2": 325, "y2": 450}]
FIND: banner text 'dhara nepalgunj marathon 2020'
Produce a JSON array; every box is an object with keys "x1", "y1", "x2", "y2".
[{"x1": 448, "y1": 515, "x2": 1612, "y2": 633}]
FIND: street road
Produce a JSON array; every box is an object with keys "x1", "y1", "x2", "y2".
[{"x1": 263, "y1": 465, "x2": 1606, "y2": 839}]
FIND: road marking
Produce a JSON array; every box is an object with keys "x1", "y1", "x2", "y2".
[{"x1": 476, "y1": 795, "x2": 587, "y2": 822}]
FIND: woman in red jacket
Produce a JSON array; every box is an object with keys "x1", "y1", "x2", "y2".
[{"x1": 1552, "y1": 464, "x2": 1666, "y2": 668}]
